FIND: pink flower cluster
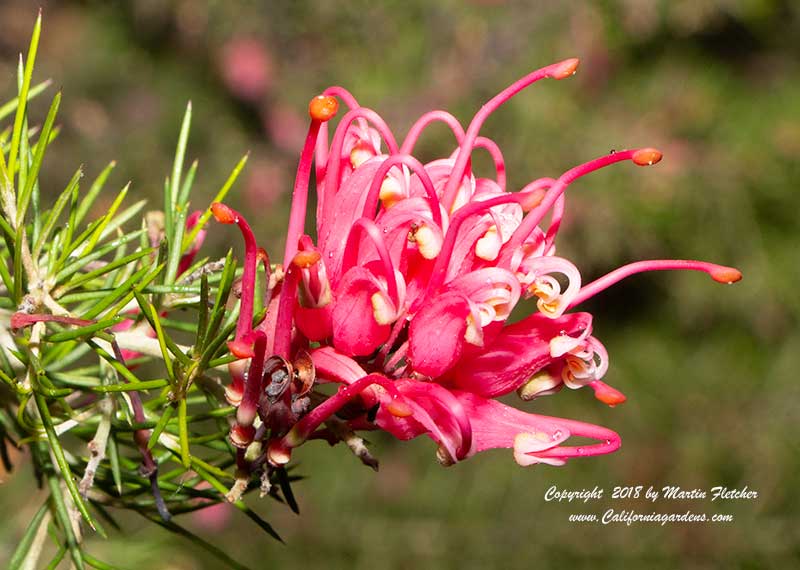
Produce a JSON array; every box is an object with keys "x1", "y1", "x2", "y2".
[{"x1": 214, "y1": 58, "x2": 741, "y2": 470}]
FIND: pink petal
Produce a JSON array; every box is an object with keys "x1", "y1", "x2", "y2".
[
  {"x1": 454, "y1": 391, "x2": 566, "y2": 454},
  {"x1": 453, "y1": 391, "x2": 620, "y2": 466},
  {"x1": 319, "y1": 158, "x2": 385, "y2": 278},
  {"x1": 451, "y1": 312, "x2": 593, "y2": 397},
  {"x1": 295, "y1": 304, "x2": 333, "y2": 341},
  {"x1": 408, "y1": 291, "x2": 470, "y2": 377},
  {"x1": 310, "y1": 346, "x2": 368, "y2": 385},
  {"x1": 372, "y1": 379, "x2": 471, "y2": 461},
  {"x1": 332, "y1": 267, "x2": 391, "y2": 356}
]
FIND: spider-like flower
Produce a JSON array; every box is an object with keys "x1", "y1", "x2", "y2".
[{"x1": 213, "y1": 58, "x2": 741, "y2": 470}]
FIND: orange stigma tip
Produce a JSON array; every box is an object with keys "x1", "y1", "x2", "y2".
[
  {"x1": 309, "y1": 95, "x2": 339, "y2": 122},
  {"x1": 256, "y1": 247, "x2": 270, "y2": 263},
  {"x1": 550, "y1": 58, "x2": 580, "y2": 80},
  {"x1": 227, "y1": 339, "x2": 255, "y2": 359},
  {"x1": 593, "y1": 386, "x2": 627, "y2": 407},
  {"x1": 710, "y1": 267, "x2": 743, "y2": 284},
  {"x1": 520, "y1": 187, "x2": 547, "y2": 211},
  {"x1": 632, "y1": 148, "x2": 663, "y2": 166},
  {"x1": 386, "y1": 400, "x2": 413, "y2": 418},
  {"x1": 292, "y1": 250, "x2": 322, "y2": 268},
  {"x1": 211, "y1": 202, "x2": 237, "y2": 224}
]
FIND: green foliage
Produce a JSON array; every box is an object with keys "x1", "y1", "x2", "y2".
[{"x1": 0, "y1": 14, "x2": 286, "y2": 570}]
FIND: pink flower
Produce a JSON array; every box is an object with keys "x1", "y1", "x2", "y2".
[
  {"x1": 214, "y1": 58, "x2": 741, "y2": 469},
  {"x1": 218, "y1": 38, "x2": 273, "y2": 103}
]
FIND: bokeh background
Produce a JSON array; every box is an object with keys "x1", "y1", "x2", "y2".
[{"x1": 1, "y1": 1, "x2": 798, "y2": 568}]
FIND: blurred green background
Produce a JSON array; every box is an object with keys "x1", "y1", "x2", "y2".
[{"x1": 1, "y1": 0, "x2": 798, "y2": 568}]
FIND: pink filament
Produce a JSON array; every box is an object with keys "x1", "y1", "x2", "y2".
[
  {"x1": 473, "y1": 136, "x2": 506, "y2": 191},
  {"x1": 284, "y1": 120, "x2": 323, "y2": 266},
  {"x1": 532, "y1": 417, "x2": 621, "y2": 460},
  {"x1": 569, "y1": 259, "x2": 742, "y2": 308},
  {"x1": 271, "y1": 258, "x2": 303, "y2": 359},
  {"x1": 324, "y1": 107, "x2": 400, "y2": 202},
  {"x1": 362, "y1": 154, "x2": 443, "y2": 227},
  {"x1": 420, "y1": 192, "x2": 524, "y2": 306},
  {"x1": 282, "y1": 373, "x2": 407, "y2": 446},
  {"x1": 236, "y1": 331, "x2": 267, "y2": 426},
  {"x1": 219, "y1": 206, "x2": 258, "y2": 344},
  {"x1": 441, "y1": 59, "x2": 578, "y2": 210},
  {"x1": 341, "y1": 218, "x2": 400, "y2": 308},
  {"x1": 315, "y1": 122, "x2": 329, "y2": 184},
  {"x1": 318, "y1": 86, "x2": 364, "y2": 182},
  {"x1": 502, "y1": 149, "x2": 645, "y2": 261},
  {"x1": 400, "y1": 110, "x2": 466, "y2": 154},
  {"x1": 424, "y1": 384, "x2": 472, "y2": 460},
  {"x1": 544, "y1": 193, "x2": 565, "y2": 250},
  {"x1": 322, "y1": 86, "x2": 361, "y2": 110}
]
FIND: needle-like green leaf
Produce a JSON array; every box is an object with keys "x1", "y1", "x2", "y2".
[
  {"x1": 177, "y1": 398, "x2": 190, "y2": 467},
  {"x1": 74, "y1": 161, "x2": 116, "y2": 226},
  {"x1": 106, "y1": 433, "x2": 122, "y2": 496},
  {"x1": 17, "y1": 91, "x2": 61, "y2": 227},
  {"x1": 34, "y1": 394, "x2": 100, "y2": 533},
  {"x1": 82, "y1": 182, "x2": 129, "y2": 255},
  {"x1": 45, "y1": 464, "x2": 86, "y2": 570},
  {"x1": 90, "y1": 379, "x2": 170, "y2": 393},
  {"x1": 33, "y1": 166, "x2": 82, "y2": 260},
  {"x1": 177, "y1": 158, "x2": 198, "y2": 208},
  {"x1": 0, "y1": 79, "x2": 50, "y2": 121},
  {"x1": 79, "y1": 264, "x2": 151, "y2": 320},
  {"x1": 44, "y1": 316, "x2": 124, "y2": 342},
  {"x1": 7, "y1": 11, "x2": 41, "y2": 178},
  {"x1": 7, "y1": 499, "x2": 49, "y2": 570},
  {"x1": 133, "y1": 290, "x2": 191, "y2": 367},
  {"x1": 182, "y1": 153, "x2": 248, "y2": 250},
  {"x1": 55, "y1": 228, "x2": 146, "y2": 283},
  {"x1": 56, "y1": 247, "x2": 153, "y2": 295},
  {"x1": 147, "y1": 403, "x2": 175, "y2": 450}
]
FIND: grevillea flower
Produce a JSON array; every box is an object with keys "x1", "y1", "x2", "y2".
[{"x1": 213, "y1": 58, "x2": 741, "y2": 474}]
